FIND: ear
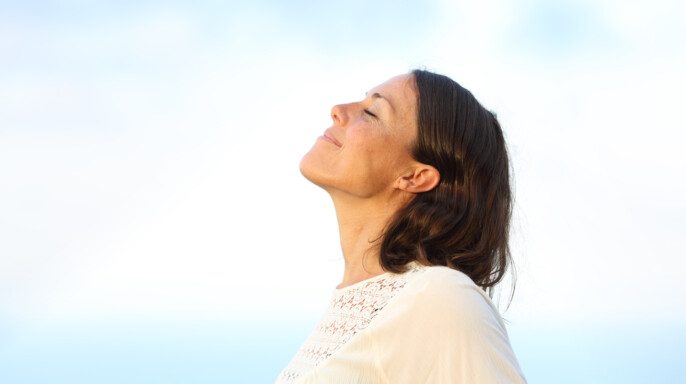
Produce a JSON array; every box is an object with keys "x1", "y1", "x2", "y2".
[{"x1": 395, "y1": 163, "x2": 440, "y2": 193}]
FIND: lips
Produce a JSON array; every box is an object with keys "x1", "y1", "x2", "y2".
[{"x1": 323, "y1": 129, "x2": 342, "y2": 147}]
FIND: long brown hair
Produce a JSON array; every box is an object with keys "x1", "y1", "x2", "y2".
[{"x1": 379, "y1": 69, "x2": 514, "y2": 297}]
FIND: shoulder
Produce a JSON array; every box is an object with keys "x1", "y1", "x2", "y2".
[
  {"x1": 408, "y1": 264, "x2": 496, "y2": 307},
  {"x1": 399, "y1": 264, "x2": 507, "y2": 331},
  {"x1": 413, "y1": 263, "x2": 481, "y2": 289},
  {"x1": 369, "y1": 264, "x2": 527, "y2": 383}
]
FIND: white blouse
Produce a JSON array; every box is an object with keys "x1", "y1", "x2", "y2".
[{"x1": 276, "y1": 262, "x2": 527, "y2": 383}]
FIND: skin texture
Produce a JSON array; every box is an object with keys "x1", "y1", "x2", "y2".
[{"x1": 299, "y1": 74, "x2": 440, "y2": 288}]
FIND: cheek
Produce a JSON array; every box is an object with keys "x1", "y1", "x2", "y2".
[
  {"x1": 343, "y1": 128, "x2": 370, "y2": 154},
  {"x1": 347, "y1": 125, "x2": 396, "y2": 149},
  {"x1": 346, "y1": 131, "x2": 409, "y2": 172}
]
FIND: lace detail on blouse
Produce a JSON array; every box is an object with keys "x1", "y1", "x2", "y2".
[{"x1": 276, "y1": 262, "x2": 427, "y2": 383}]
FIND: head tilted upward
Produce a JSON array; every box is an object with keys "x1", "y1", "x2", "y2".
[{"x1": 299, "y1": 69, "x2": 513, "y2": 295}]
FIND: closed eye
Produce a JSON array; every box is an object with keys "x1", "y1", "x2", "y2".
[{"x1": 364, "y1": 109, "x2": 377, "y2": 118}]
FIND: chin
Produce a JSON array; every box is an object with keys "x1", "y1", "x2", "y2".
[{"x1": 299, "y1": 150, "x2": 330, "y2": 189}]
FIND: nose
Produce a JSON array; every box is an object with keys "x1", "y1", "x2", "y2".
[{"x1": 330, "y1": 104, "x2": 347, "y2": 126}]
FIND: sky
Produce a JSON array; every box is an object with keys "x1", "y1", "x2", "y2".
[{"x1": 1, "y1": 0, "x2": 685, "y2": 382}]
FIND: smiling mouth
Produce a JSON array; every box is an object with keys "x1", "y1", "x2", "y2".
[{"x1": 322, "y1": 133, "x2": 342, "y2": 147}]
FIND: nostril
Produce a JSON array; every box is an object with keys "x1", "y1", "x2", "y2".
[{"x1": 331, "y1": 104, "x2": 343, "y2": 123}]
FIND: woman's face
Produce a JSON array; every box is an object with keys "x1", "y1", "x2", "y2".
[{"x1": 300, "y1": 74, "x2": 419, "y2": 199}]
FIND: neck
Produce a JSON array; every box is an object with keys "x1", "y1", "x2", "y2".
[{"x1": 329, "y1": 190, "x2": 409, "y2": 289}]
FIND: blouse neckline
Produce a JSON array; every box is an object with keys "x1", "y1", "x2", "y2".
[{"x1": 333, "y1": 261, "x2": 424, "y2": 293}]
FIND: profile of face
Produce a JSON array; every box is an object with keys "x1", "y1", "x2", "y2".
[{"x1": 300, "y1": 74, "x2": 435, "y2": 201}]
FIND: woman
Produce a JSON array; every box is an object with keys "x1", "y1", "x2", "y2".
[{"x1": 276, "y1": 69, "x2": 527, "y2": 383}]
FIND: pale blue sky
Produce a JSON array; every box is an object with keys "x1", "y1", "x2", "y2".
[{"x1": 1, "y1": 1, "x2": 685, "y2": 382}]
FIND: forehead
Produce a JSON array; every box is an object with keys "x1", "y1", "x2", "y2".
[
  {"x1": 368, "y1": 74, "x2": 418, "y2": 147},
  {"x1": 368, "y1": 74, "x2": 417, "y2": 114}
]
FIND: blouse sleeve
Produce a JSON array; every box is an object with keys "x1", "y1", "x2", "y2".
[{"x1": 370, "y1": 268, "x2": 527, "y2": 383}]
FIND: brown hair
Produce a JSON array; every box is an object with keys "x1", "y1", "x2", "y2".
[{"x1": 379, "y1": 69, "x2": 514, "y2": 297}]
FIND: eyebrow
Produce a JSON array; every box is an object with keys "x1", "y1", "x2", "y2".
[{"x1": 365, "y1": 92, "x2": 395, "y2": 112}]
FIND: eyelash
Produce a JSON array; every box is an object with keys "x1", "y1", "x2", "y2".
[{"x1": 363, "y1": 109, "x2": 377, "y2": 118}]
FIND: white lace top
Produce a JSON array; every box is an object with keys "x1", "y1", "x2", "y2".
[{"x1": 275, "y1": 262, "x2": 527, "y2": 383}]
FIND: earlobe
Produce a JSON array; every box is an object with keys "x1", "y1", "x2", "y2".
[{"x1": 397, "y1": 165, "x2": 440, "y2": 193}]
